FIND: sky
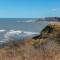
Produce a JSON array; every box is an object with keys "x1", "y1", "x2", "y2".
[{"x1": 0, "y1": 0, "x2": 60, "y2": 18}]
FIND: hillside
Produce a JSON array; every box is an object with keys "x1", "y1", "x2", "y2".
[
  {"x1": 0, "y1": 22, "x2": 60, "y2": 60},
  {"x1": 36, "y1": 17, "x2": 60, "y2": 22}
]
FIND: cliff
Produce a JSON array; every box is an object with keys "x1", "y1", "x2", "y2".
[{"x1": 0, "y1": 22, "x2": 60, "y2": 60}]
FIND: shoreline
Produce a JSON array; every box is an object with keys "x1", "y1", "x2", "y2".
[{"x1": 0, "y1": 22, "x2": 60, "y2": 60}]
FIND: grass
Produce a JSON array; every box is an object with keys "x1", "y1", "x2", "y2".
[{"x1": 0, "y1": 23, "x2": 60, "y2": 60}]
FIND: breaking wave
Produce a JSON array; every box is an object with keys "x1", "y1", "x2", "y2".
[
  {"x1": 16, "y1": 20, "x2": 36, "y2": 23},
  {"x1": 0, "y1": 30, "x2": 6, "y2": 33},
  {"x1": 0, "y1": 30, "x2": 39, "y2": 43}
]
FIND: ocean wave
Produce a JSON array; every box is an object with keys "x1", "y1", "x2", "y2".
[
  {"x1": 16, "y1": 20, "x2": 36, "y2": 23},
  {"x1": 2, "y1": 30, "x2": 39, "y2": 42},
  {"x1": 0, "y1": 30, "x2": 6, "y2": 33},
  {"x1": 24, "y1": 31, "x2": 39, "y2": 35}
]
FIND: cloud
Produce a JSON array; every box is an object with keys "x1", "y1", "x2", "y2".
[{"x1": 51, "y1": 8, "x2": 57, "y2": 12}]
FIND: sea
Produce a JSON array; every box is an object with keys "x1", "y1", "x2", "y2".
[{"x1": 0, "y1": 18, "x2": 48, "y2": 43}]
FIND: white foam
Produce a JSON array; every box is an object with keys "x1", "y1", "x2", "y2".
[
  {"x1": 24, "y1": 20, "x2": 35, "y2": 23},
  {"x1": 17, "y1": 20, "x2": 35, "y2": 23},
  {"x1": 0, "y1": 30, "x2": 6, "y2": 33},
  {"x1": 8, "y1": 30, "x2": 22, "y2": 34},
  {"x1": 4, "y1": 30, "x2": 23, "y2": 39},
  {"x1": 3, "y1": 30, "x2": 39, "y2": 42},
  {"x1": 24, "y1": 31, "x2": 39, "y2": 35}
]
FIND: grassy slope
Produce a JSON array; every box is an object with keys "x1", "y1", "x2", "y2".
[{"x1": 0, "y1": 23, "x2": 60, "y2": 60}]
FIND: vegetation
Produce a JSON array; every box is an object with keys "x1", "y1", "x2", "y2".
[{"x1": 0, "y1": 23, "x2": 60, "y2": 60}]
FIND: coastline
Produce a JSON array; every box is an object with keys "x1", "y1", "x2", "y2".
[{"x1": 0, "y1": 22, "x2": 60, "y2": 60}]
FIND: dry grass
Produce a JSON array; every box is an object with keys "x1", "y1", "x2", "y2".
[{"x1": 0, "y1": 23, "x2": 60, "y2": 60}]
